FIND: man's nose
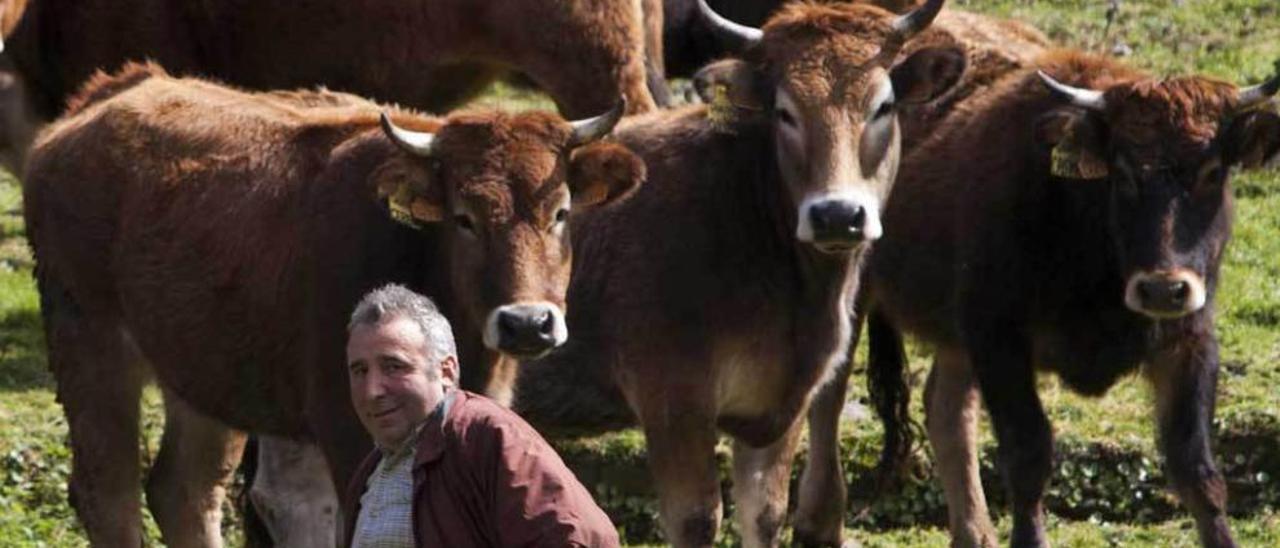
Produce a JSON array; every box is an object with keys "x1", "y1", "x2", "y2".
[{"x1": 359, "y1": 370, "x2": 388, "y2": 398}]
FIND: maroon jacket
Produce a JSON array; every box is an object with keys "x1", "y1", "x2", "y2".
[{"x1": 342, "y1": 390, "x2": 620, "y2": 547}]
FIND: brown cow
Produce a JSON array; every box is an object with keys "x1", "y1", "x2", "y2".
[
  {"x1": 793, "y1": 4, "x2": 1052, "y2": 542},
  {"x1": 510, "y1": 1, "x2": 964, "y2": 546},
  {"x1": 0, "y1": 0, "x2": 660, "y2": 174},
  {"x1": 821, "y1": 50, "x2": 1279, "y2": 547},
  {"x1": 23, "y1": 62, "x2": 644, "y2": 547}
]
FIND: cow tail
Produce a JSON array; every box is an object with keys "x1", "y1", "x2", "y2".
[{"x1": 866, "y1": 307, "x2": 913, "y2": 491}]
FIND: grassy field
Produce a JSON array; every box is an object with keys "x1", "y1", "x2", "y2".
[{"x1": 1, "y1": 0, "x2": 1278, "y2": 546}]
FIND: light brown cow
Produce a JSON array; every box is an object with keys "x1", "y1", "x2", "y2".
[
  {"x1": 23, "y1": 62, "x2": 643, "y2": 547},
  {"x1": 511, "y1": 1, "x2": 964, "y2": 546},
  {"x1": 793, "y1": 3, "x2": 1052, "y2": 543},
  {"x1": 0, "y1": 0, "x2": 660, "y2": 174}
]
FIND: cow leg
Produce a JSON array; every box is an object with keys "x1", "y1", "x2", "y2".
[
  {"x1": 926, "y1": 347, "x2": 997, "y2": 548},
  {"x1": 642, "y1": 411, "x2": 722, "y2": 547},
  {"x1": 146, "y1": 391, "x2": 247, "y2": 548},
  {"x1": 51, "y1": 315, "x2": 146, "y2": 546},
  {"x1": 731, "y1": 416, "x2": 805, "y2": 548},
  {"x1": 793, "y1": 312, "x2": 865, "y2": 547},
  {"x1": 969, "y1": 333, "x2": 1051, "y2": 548},
  {"x1": 249, "y1": 436, "x2": 340, "y2": 548},
  {"x1": 1147, "y1": 339, "x2": 1236, "y2": 548}
]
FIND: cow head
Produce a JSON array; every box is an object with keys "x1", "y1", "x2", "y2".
[
  {"x1": 693, "y1": 0, "x2": 964, "y2": 253},
  {"x1": 1037, "y1": 68, "x2": 1280, "y2": 319},
  {"x1": 376, "y1": 103, "x2": 645, "y2": 358}
]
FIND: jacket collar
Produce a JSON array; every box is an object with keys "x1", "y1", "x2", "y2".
[{"x1": 413, "y1": 388, "x2": 460, "y2": 468}]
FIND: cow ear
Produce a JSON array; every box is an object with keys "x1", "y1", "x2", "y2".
[
  {"x1": 890, "y1": 46, "x2": 966, "y2": 105},
  {"x1": 568, "y1": 142, "x2": 646, "y2": 209},
  {"x1": 1035, "y1": 108, "x2": 1109, "y2": 180},
  {"x1": 371, "y1": 159, "x2": 445, "y2": 228},
  {"x1": 1222, "y1": 108, "x2": 1280, "y2": 169},
  {"x1": 693, "y1": 59, "x2": 767, "y2": 129}
]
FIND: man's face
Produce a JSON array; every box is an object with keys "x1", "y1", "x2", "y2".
[{"x1": 347, "y1": 316, "x2": 458, "y2": 449}]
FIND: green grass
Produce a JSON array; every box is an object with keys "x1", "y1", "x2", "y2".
[{"x1": 1, "y1": 0, "x2": 1278, "y2": 545}]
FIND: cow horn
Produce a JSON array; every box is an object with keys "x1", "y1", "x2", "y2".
[
  {"x1": 891, "y1": 0, "x2": 945, "y2": 38},
  {"x1": 568, "y1": 98, "x2": 626, "y2": 147},
  {"x1": 380, "y1": 112, "x2": 435, "y2": 157},
  {"x1": 1236, "y1": 72, "x2": 1280, "y2": 111},
  {"x1": 1038, "y1": 71, "x2": 1107, "y2": 111},
  {"x1": 698, "y1": 0, "x2": 762, "y2": 53}
]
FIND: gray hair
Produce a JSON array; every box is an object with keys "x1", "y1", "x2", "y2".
[{"x1": 348, "y1": 284, "x2": 458, "y2": 375}]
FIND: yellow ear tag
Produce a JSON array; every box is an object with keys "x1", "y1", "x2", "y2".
[
  {"x1": 386, "y1": 181, "x2": 425, "y2": 230},
  {"x1": 1050, "y1": 130, "x2": 1108, "y2": 180},
  {"x1": 707, "y1": 83, "x2": 739, "y2": 133}
]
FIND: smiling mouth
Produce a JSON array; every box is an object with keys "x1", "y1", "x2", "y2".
[
  {"x1": 370, "y1": 406, "x2": 400, "y2": 420},
  {"x1": 813, "y1": 241, "x2": 861, "y2": 254}
]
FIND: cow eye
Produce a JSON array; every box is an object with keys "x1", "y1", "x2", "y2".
[
  {"x1": 554, "y1": 208, "x2": 569, "y2": 224},
  {"x1": 873, "y1": 100, "x2": 895, "y2": 120},
  {"x1": 1111, "y1": 157, "x2": 1139, "y2": 198},
  {"x1": 776, "y1": 107, "x2": 797, "y2": 128},
  {"x1": 454, "y1": 214, "x2": 475, "y2": 233},
  {"x1": 1197, "y1": 158, "x2": 1225, "y2": 188}
]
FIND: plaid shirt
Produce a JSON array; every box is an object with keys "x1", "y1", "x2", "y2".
[
  {"x1": 351, "y1": 394, "x2": 453, "y2": 548},
  {"x1": 349, "y1": 427, "x2": 420, "y2": 548}
]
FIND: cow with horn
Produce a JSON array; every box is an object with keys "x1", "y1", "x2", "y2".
[
  {"x1": 512, "y1": 1, "x2": 964, "y2": 546},
  {"x1": 23, "y1": 63, "x2": 644, "y2": 547},
  {"x1": 818, "y1": 49, "x2": 1280, "y2": 547}
]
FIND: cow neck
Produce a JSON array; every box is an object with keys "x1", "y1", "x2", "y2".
[{"x1": 724, "y1": 118, "x2": 861, "y2": 444}]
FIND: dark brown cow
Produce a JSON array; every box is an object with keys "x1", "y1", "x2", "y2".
[
  {"x1": 0, "y1": 0, "x2": 659, "y2": 174},
  {"x1": 511, "y1": 1, "x2": 964, "y2": 546},
  {"x1": 827, "y1": 51, "x2": 1279, "y2": 547},
  {"x1": 23, "y1": 63, "x2": 643, "y2": 547}
]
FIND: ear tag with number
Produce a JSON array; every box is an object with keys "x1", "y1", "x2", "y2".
[
  {"x1": 707, "y1": 83, "x2": 739, "y2": 133},
  {"x1": 386, "y1": 181, "x2": 424, "y2": 229},
  {"x1": 1050, "y1": 127, "x2": 1108, "y2": 180}
]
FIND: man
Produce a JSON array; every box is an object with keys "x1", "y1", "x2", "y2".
[{"x1": 342, "y1": 284, "x2": 620, "y2": 547}]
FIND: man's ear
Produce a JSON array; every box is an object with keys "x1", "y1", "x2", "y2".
[
  {"x1": 1222, "y1": 108, "x2": 1280, "y2": 169},
  {"x1": 1035, "y1": 107, "x2": 1109, "y2": 180},
  {"x1": 568, "y1": 142, "x2": 646, "y2": 209},
  {"x1": 438, "y1": 355, "x2": 459, "y2": 387},
  {"x1": 370, "y1": 158, "x2": 445, "y2": 228},
  {"x1": 890, "y1": 46, "x2": 966, "y2": 105}
]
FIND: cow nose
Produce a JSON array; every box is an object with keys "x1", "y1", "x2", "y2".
[
  {"x1": 808, "y1": 200, "x2": 867, "y2": 247},
  {"x1": 485, "y1": 303, "x2": 567, "y2": 358},
  {"x1": 1137, "y1": 279, "x2": 1190, "y2": 311},
  {"x1": 1124, "y1": 270, "x2": 1206, "y2": 319}
]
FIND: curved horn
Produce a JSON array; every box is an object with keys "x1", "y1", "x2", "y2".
[
  {"x1": 1237, "y1": 72, "x2": 1280, "y2": 111},
  {"x1": 1037, "y1": 70, "x2": 1107, "y2": 111},
  {"x1": 380, "y1": 112, "x2": 435, "y2": 157},
  {"x1": 568, "y1": 98, "x2": 626, "y2": 147},
  {"x1": 697, "y1": 0, "x2": 762, "y2": 53},
  {"x1": 891, "y1": 0, "x2": 945, "y2": 38}
]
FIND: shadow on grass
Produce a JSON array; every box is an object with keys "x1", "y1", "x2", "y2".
[{"x1": 0, "y1": 307, "x2": 50, "y2": 392}]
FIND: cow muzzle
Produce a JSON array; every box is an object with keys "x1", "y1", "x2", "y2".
[
  {"x1": 796, "y1": 194, "x2": 883, "y2": 253},
  {"x1": 1124, "y1": 269, "x2": 1207, "y2": 319},
  {"x1": 483, "y1": 302, "x2": 568, "y2": 358}
]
